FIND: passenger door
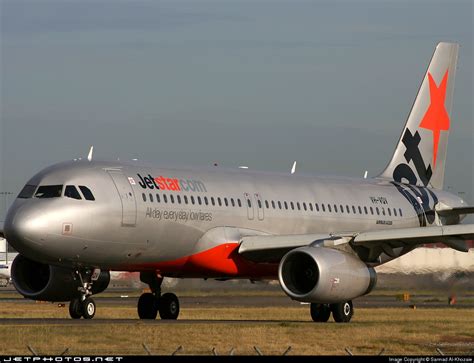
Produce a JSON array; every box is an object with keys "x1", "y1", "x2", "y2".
[{"x1": 107, "y1": 170, "x2": 137, "y2": 227}]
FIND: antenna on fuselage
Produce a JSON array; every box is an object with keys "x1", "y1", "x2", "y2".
[
  {"x1": 87, "y1": 146, "x2": 94, "y2": 162},
  {"x1": 291, "y1": 161, "x2": 296, "y2": 174}
]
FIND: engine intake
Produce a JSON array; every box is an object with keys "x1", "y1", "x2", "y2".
[
  {"x1": 12, "y1": 254, "x2": 110, "y2": 302},
  {"x1": 279, "y1": 246, "x2": 376, "y2": 303}
]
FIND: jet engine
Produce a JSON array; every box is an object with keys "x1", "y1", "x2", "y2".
[
  {"x1": 11, "y1": 254, "x2": 110, "y2": 301},
  {"x1": 278, "y1": 246, "x2": 377, "y2": 303}
]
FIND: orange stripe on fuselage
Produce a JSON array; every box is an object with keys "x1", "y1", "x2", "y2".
[{"x1": 140, "y1": 243, "x2": 278, "y2": 278}]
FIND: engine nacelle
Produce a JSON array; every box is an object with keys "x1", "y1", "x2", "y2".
[
  {"x1": 11, "y1": 255, "x2": 110, "y2": 302},
  {"x1": 278, "y1": 246, "x2": 377, "y2": 303}
]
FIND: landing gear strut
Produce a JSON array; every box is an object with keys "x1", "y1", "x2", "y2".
[
  {"x1": 310, "y1": 300, "x2": 354, "y2": 323},
  {"x1": 138, "y1": 272, "x2": 180, "y2": 320},
  {"x1": 68, "y1": 269, "x2": 98, "y2": 319}
]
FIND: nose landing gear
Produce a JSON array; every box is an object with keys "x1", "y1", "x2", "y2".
[
  {"x1": 138, "y1": 272, "x2": 180, "y2": 320},
  {"x1": 68, "y1": 269, "x2": 98, "y2": 319}
]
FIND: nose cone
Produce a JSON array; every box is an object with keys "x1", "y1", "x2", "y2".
[{"x1": 4, "y1": 203, "x2": 49, "y2": 258}]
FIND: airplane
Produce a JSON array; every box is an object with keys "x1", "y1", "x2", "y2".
[{"x1": 1, "y1": 42, "x2": 473, "y2": 322}]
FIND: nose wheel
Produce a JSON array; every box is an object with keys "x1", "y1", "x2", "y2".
[
  {"x1": 68, "y1": 269, "x2": 100, "y2": 319},
  {"x1": 68, "y1": 297, "x2": 96, "y2": 319}
]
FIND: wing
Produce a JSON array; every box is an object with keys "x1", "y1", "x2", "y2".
[
  {"x1": 238, "y1": 224, "x2": 474, "y2": 263},
  {"x1": 435, "y1": 204, "x2": 474, "y2": 217}
]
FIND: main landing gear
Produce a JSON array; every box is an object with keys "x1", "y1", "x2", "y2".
[
  {"x1": 310, "y1": 300, "x2": 354, "y2": 323},
  {"x1": 137, "y1": 272, "x2": 180, "y2": 320},
  {"x1": 68, "y1": 269, "x2": 98, "y2": 319}
]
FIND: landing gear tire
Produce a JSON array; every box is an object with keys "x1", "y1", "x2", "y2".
[
  {"x1": 159, "y1": 292, "x2": 180, "y2": 320},
  {"x1": 310, "y1": 303, "x2": 331, "y2": 322},
  {"x1": 138, "y1": 293, "x2": 158, "y2": 320},
  {"x1": 331, "y1": 300, "x2": 353, "y2": 323},
  {"x1": 81, "y1": 297, "x2": 96, "y2": 319},
  {"x1": 69, "y1": 298, "x2": 83, "y2": 319}
]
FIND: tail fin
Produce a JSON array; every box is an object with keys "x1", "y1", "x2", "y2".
[{"x1": 378, "y1": 42, "x2": 459, "y2": 189}]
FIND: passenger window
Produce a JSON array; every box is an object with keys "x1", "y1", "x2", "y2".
[
  {"x1": 290, "y1": 202, "x2": 294, "y2": 210},
  {"x1": 35, "y1": 185, "x2": 63, "y2": 199},
  {"x1": 394, "y1": 208, "x2": 397, "y2": 216},
  {"x1": 272, "y1": 201, "x2": 276, "y2": 209},
  {"x1": 382, "y1": 208, "x2": 385, "y2": 216},
  {"x1": 65, "y1": 185, "x2": 82, "y2": 200},
  {"x1": 224, "y1": 198, "x2": 228, "y2": 207},
  {"x1": 163, "y1": 194, "x2": 168, "y2": 203},
  {"x1": 265, "y1": 200, "x2": 269, "y2": 209},
  {"x1": 191, "y1": 196, "x2": 195, "y2": 205},
  {"x1": 211, "y1": 197, "x2": 215, "y2": 206},
  {"x1": 328, "y1": 204, "x2": 332, "y2": 212},
  {"x1": 364, "y1": 206, "x2": 368, "y2": 214},
  {"x1": 388, "y1": 208, "x2": 391, "y2": 216},
  {"x1": 284, "y1": 201, "x2": 288, "y2": 210},
  {"x1": 334, "y1": 205, "x2": 338, "y2": 213},
  {"x1": 296, "y1": 202, "x2": 300, "y2": 210},
  {"x1": 303, "y1": 203, "x2": 307, "y2": 211},
  {"x1": 358, "y1": 206, "x2": 362, "y2": 214},
  {"x1": 197, "y1": 196, "x2": 202, "y2": 205},
  {"x1": 278, "y1": 201, "x2": 282, "y2": 209},
  {"x1": 247, "y1": 199, "x2": 252, "y2": 208},
  {"x1": 156, "y1": 194, "x2": 161, "y2": 203},
  {"x1": 170, "y1": 195, "x2": 175, "y2": 204},
  {"x1": 257, "y1": 200, "x2": 262, "y2": 208},
  {"x1": 142, "y1": 193, "x2": 146, "y2": 202},
  {"x1": 231, "y1": 198, "x2": 235, "y2": 207},
  {"x1": 346, "y1": 205, "x2": 350, "y2": 214},
  {"x1": 184, "y1": 195, "x2": 188, "y2": 204},
  {"x1": 177, "y1": 195, "x2": 181, "y2": 204},
  {"x1": 370, "y1": 207, "x2": 374, "y2": 215},
  {"x1": 321, "y1": 204, "x2": 325, "y2": 212},
  {"x1": 218, "y1": 197, "x2": 222, "y2": 206},
  {"x1": 18, "y1": 184, "x2": 37, "y2": 199},
  {"x1": 316, "y1": 203, "x2": 320, "y2": 212},
  {"x1": 204, "y1": 196, "x2": 208, "y2": 205},
  {"x1": 79, "y1": 186, "x2": 95, "y2": 201},
  {"x1": 376, "y1": 207, "x2": 379, "y2": 215},
  {"x1": 352, "y1": 206, "x2": 356, "y2": 214},
  {"x1": 340, "y1": 205, "x2": 344, "y2": 213},
  {"x1": 237, "y1": 199, "x2": 242, "y2": 207},
  {"x1": 399, "y1": 208, "x2": 403, "y2": 217},
  {"x1": 309, "y1": 203, "x2": 313, "y2": 211},
  {"x1": 149, "y1": 193, "x2": 154, "y2": 202}
]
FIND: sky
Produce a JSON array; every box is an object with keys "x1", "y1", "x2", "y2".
[{"x1": 0, "y1": 0, "x2": 473, "y2": 217}]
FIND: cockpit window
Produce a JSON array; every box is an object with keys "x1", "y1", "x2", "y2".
[
  {"x1": 79, "y1": 186, "x2": 95, "y2": 201},
  {"x1": 35, "y1": 185, "x2": 63, "y2": 198},
  {"x1": 65, "y1": 185, "x2": 82, "y2": 200},
  {"x1": 18, "y1": 185, "x2": 37, "y2": 199}
]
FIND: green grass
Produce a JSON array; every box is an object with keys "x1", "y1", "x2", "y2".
[{"x1": 0, "y1": 300, "x2": 473, "y2": 355}]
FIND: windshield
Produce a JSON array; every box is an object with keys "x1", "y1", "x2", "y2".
[
  {"x1": 34, "y1": 185, "x2": 63, "y2": 198},
  {"x1": 18, "y1": 185, "x2": 37, "y2": 199},
  {"x1": 65, "y1": 185, "x2": 82, "y2": 200}
]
